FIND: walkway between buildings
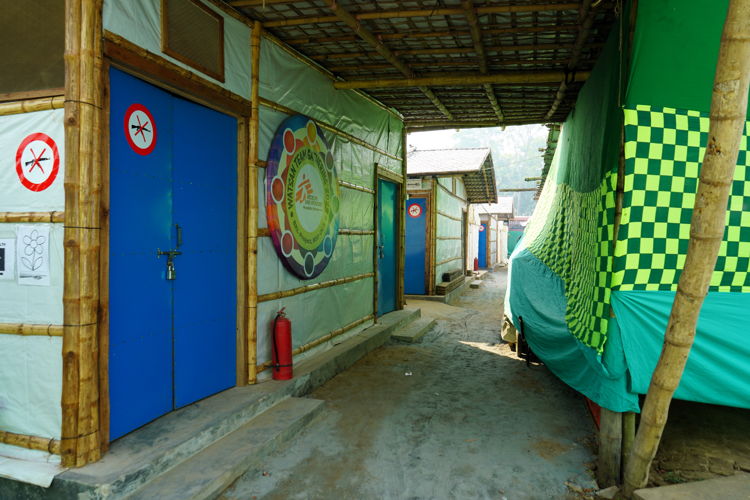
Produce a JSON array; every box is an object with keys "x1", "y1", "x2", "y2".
[{"x1": 220, "y1": 269, "x2": 598, "y2": 500}]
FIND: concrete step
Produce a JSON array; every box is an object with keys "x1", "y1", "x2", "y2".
[
  {"x1": 126, "y1": 397, "x2": 324, "y2": 500},
  {"x1": 469, "y1": 280, "x2": 483, "y2": 289},
  {"x1": 0, "y1": 308, "x2": 420, "y2": 499},
  {"x1": 391, "y1": 317, "x2": 436, "y2": 343},
  {"x1": 633, "y1": 472, "x2": 750, "y2": 500}
]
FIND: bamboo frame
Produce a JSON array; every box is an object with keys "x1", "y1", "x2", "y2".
[
  {"x1": 247, "y1": 20, "x2": 261, "y2": 384},
  {"x1": 437, "y1": 210, "x2": 463, "y2": 222},
  {"x1": 0, "y1": 430, "x2": 61, "y2": 455},
  {"x1": 257, "y1": 273, "x2": 375, "y2": 303},
  {"x1": 258, "y1": 98, "x2": 402, "y2": 162},
  {"x1": 255, "y1": 313, "x2": 375, "y2": 373},
  {"x1": 429, "y1": 179, "x2": 438, "y2": 294},
  {"x1": 435, "y1": 256, "x2": 463, "y2": 267},
  {"x1": 340, "y1": 180, "x2": 376, "y2": 195},
  {"x1": 0, "y1": 88, "x2": 66, "y2": 103},
  {"x1": 0, "y1": 323, "x2": 64, "y2": 336},
  {"x1": 61, "y1": 0, "x2": 104, "y2": 467},
  {"x1": 339, "y1": 229, "x2": 376, "y2": 235},
  {"x1": 437, "y1": 236, "x2": 462, "y2": 240},
  {"x1": 104, "y1": 31, "x2": 250, "y2": 116},
  {"x1": 376, "y1": 164, "x2": 405, "y2": 184},
  {"x1": 0, "y1": 212, "x2": 65, "y2": 223},
  {"x1": 0, "y1": 96, "x2": 65, "y2": 116},
  {"x1": 237, "y1": 116, "x2": 249, "y2": 386},
  {"x1": 436, "y1": 180, "x2": 468, "y2": 203},
  {"x1": 397, "y1": 129, "x2": 407, "y2": 308}
]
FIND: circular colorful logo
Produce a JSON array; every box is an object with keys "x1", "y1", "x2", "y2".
[
  {"x1": 15, "y1": 132, "x2": 60, "y2": 192},
  {"x1": 266, "y1": 115, "x2": 339, "y2": 280}
]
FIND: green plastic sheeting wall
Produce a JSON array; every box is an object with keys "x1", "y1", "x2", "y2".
[
  {"x1": 255, "y1": 38, "x2": 404, "y2": 368},
  {"x1": 435, "y1": 178, "x2": 467, "y2": 286}
]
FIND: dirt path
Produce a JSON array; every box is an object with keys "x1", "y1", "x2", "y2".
[{"x1": 221, "y1": 270, "x2": 598, "y2": 500}]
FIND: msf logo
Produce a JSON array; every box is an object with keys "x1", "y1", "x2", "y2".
[{"x1": 296, "y1": 174, "x2": 314, "y2": 203}]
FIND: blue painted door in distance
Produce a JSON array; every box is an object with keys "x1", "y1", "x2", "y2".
[{"x1": 405, "y1": 198, "x2": 427, "y2": 294}]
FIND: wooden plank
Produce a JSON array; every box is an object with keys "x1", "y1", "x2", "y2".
[{"x1": 597, "y1": 408, "x2": 623, "y2": 488}]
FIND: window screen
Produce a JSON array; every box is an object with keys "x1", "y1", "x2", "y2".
[
  {"x1": 162, "y1": 0, "x2": 225, "y2": 82},
  {"x1": 0, "y1": 0, "x2": 64, "y2": 96}
]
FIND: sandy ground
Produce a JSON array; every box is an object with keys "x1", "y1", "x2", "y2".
[{"x1": 220, "y1": 269, "x2": 598, "y2": 500}]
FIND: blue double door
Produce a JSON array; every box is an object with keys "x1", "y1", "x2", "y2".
[
  {"x1": 109, "y1": 68, "x2": 237, "y2": 439},
  {"x1": 478, "y1": 223, "x2": 488, "y2": 268},
  {"x1": 405, "y1": 198, "x2": 427, "y2": 294}
]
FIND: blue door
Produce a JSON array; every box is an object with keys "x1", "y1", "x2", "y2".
[
  {"x1": 109, "y1": 68, "x2": 237, "y2": 439},
  {"x1": 478, "y1": 223, "x2": 488, "y2": 268},
  {"x1": 405, "y1": 198, "x2": 427, "y2": 294},
  {"x1": 377, "y1": 179, "x2": 398, "y2": 315}
]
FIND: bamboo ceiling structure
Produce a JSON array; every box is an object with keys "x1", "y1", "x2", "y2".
[{"x1": 227, "y1": 0, "x2": 617, "y2": 129}]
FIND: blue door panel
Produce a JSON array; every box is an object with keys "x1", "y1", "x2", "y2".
[
  {"x1": 377, "y1": 179, "x2": 398, "y2": 315},
  {"x1": 172, "y1": 97, "x2": 237, "y2": 408},
  {"x1": 405, "y1": 198, "x2": 427, "y2": 294},
  {"x1": 478, "y1": 223, "x2": 488, "y2": 268},
  {"x1": 109, "y1": 68, "x2": 237, "y2": 437},
  {"x1": 109, "y1": 68, "x2": 174, "y2": 439}
]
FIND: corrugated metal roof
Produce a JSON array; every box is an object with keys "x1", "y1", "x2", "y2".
[{"x1": 407, "y1": 148, "x2": 490, "y2": 175}]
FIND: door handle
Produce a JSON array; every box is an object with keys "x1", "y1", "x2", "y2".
[{"x1": 377, "y1": 244, "x2": 385, "y2": 259}]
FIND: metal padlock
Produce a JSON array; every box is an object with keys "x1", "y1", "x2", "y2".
[{"x1": 166, "y1": 259, "x2": 176, "y2": 280}]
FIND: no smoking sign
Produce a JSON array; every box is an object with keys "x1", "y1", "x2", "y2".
[
  {"x1": 124, "y1": 103, "x2": 157, "y2": 155},
  {"x1": 15, "y1": 133, "x2": 60, "y2": 192},
  {"x1": 407, "y1": 203, "x2": 423, "y2": 218}
]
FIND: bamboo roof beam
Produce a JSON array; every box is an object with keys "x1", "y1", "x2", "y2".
[
  {"x1": 544, "y1": 0, "x2": 597, "y2": 120},
  {"x1": 312, "y1": 42, "x2": 600, "y2": 61},
  {"x1": 263, "y1": 3, "x2": 580, "y2": 28},
  {"x1": 322, "y1": 0, "x2": 453, "y2": 119},
  {"x1": 284, "y1": 23, "x2": 581, "y2": 46},
  {"x1": 230, "y1": 0, "x2": 299, "y2": 6},
  {"x1": 333, "y1": 70, "x2": 590, "y2": 90},
  {"x1": 461, "y1": 0, "x2": 503, "y2": 122}
]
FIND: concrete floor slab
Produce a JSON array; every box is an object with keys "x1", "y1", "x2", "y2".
[
  {"x1": 220, "y1": 270, "x2": 598, "y2": 500},
  {"x1": 633, "y1": 472, "x2": 750, "y2": 500}
]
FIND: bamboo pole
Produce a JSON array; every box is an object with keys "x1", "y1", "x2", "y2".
[
  {"x1": 435, "y1": 256, "x2": 463, "y2": 267},
  {"x1": 320, "y1": 44, "x2": 600, "y2": 62},
  {"x1": 339, "y1": 229, "x2": 376, "y2": 235},
  {"x1": 255, "y1": 314, "x2": 375, "y2": 372},
  {"x1": 398, "y1": 129, "x2": 407, "y2": 308},
  {"x1": 339, "y1": 180, "x2": 376, "y2": 194},
  {"x1": 622, "y1": 412, "x2": 636, "y2": 476},
  {"x1": 332, "y1": 71, "x2": 589, "y2": 90},
  {"x1": 437, "y1": 210, "x2": 463, "y2": 222},
  {"x1": 0, "y1": 212, "x2": 65, "y2": 223},
  {"x1": 258, "y1": 98, "x2": 402, "y2": 162},
  {"x1": 257, "y1": 273, "x2": 375, "y2": 303},
  {"x1": 237, "y1": 116, "x2": 249, "y2": 387},
  {"x1": 0, "y1": 323, "x2": 64, "y2": 336},
  {"x1": 247, "y1": 20, "x2": 261, "y2": 385},
  {"x1": 0, "y1": 96, "x2": 65, "y2": 116},
  {"x1": 429, "y1": 179, "x2": 438, "y2": 294},
  {"x1": 0, "y1": 430, "x2": 61, "y2": 455},
  {"x1": 621, "y1": 2, "x2": 750, "y2": 496},
  {"x1": 61, "y1": 0, "x2": 104, "y2": 467}
]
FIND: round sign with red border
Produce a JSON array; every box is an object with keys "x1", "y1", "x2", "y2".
[
  {"x1": 15, "y1": 133, "x2": 60, "y2": 192},
  {"x1": 479, "y1": 224, "x2": 486, "y2": 232},
  {"x1": 266, "y1": 114, "x2": 339, "y2": 280},
  {"x1": 124, "y1": 103, "x2": 157, "y2": 155},
  {"x1": 407, "y1": 203, "x2": 423, "y2": 218}
]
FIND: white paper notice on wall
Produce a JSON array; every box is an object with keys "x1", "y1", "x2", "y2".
[
  {"x1": 0, "y1": 239, "x2": 15, "y2": 280},
  {"x1": 0, "y1": 109, "x2": 65, "y2": 212},
  {"x1": 16, "y1": 226, "x2": 50, "y2": 286}
]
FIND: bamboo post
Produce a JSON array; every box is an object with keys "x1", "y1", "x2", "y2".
[
  {"x1": 597, "y1": 408, "x2": 622, "y2": 487},
  {"x1": 622, "y1": 411, "x2": 636, "y2": 475},
  {"x1": 236, "y1": 117, "x2": 249, "y2": 386},
  {"x1": 397, "y1": 129, "x2": 407, "y2": 308},
  {"x1": 430, "y1": 178, "x2": 438, "y2": 294},
  {"x1": 622, "y1": 2, "x2": 750, "y2": 496},
  {"x1": 61, "y1": 0, "x2": 104, "y2": 467},
  {"x1": 247, "y1": 20, "x2": 261, "y2": 384}
]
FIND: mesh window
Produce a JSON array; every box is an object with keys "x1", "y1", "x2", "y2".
[
  {"x1": 0, "y1": 0, "x2": 64, "y2": 96},
  {"x1": 162, "y1": 0, "x2": 225, "y2": 82}
]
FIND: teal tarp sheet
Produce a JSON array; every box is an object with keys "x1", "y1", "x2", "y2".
[
  {"x1": 506, "y1": 242, "x2": 640, "y2": 413},
  {"x1": 612, "y1": 291, "x2": 750, "y2": 408}
]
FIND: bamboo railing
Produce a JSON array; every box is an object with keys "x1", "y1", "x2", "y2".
[
  {"x1": 0, "y1": 212, "x2": 65, "y2": 223},
  {"x1": 0, "y1": 430, "x2": 61, "y2": 455},
  {"x1": 0, "y1": 96, "x2": 65, "y2": 117},
  {"x1": 0, "y1": 323, "x2": 64, "y2": 336}
]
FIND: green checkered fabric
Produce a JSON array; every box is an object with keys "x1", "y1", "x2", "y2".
[
  {"x1": 614, "y1": 105, "x2": 750, "y2": 292},
  {"x1": 525, "y1": 158, "x2": 616, "y2": 352}
]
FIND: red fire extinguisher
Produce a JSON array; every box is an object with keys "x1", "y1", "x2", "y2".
[
  {"x1": 272, "y1": 308, "x2": 293, "y2": 380},
  {"x1": 473, "y1": 257, "x2": 479, "y2": 271}
]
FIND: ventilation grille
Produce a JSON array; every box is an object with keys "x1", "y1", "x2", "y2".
[
  {"x1": 0, "y1": 0, "x2": 64, "y2": 96},
  {"x1": 162, "y1": 0, "x2": 224, "y2": 82}
]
